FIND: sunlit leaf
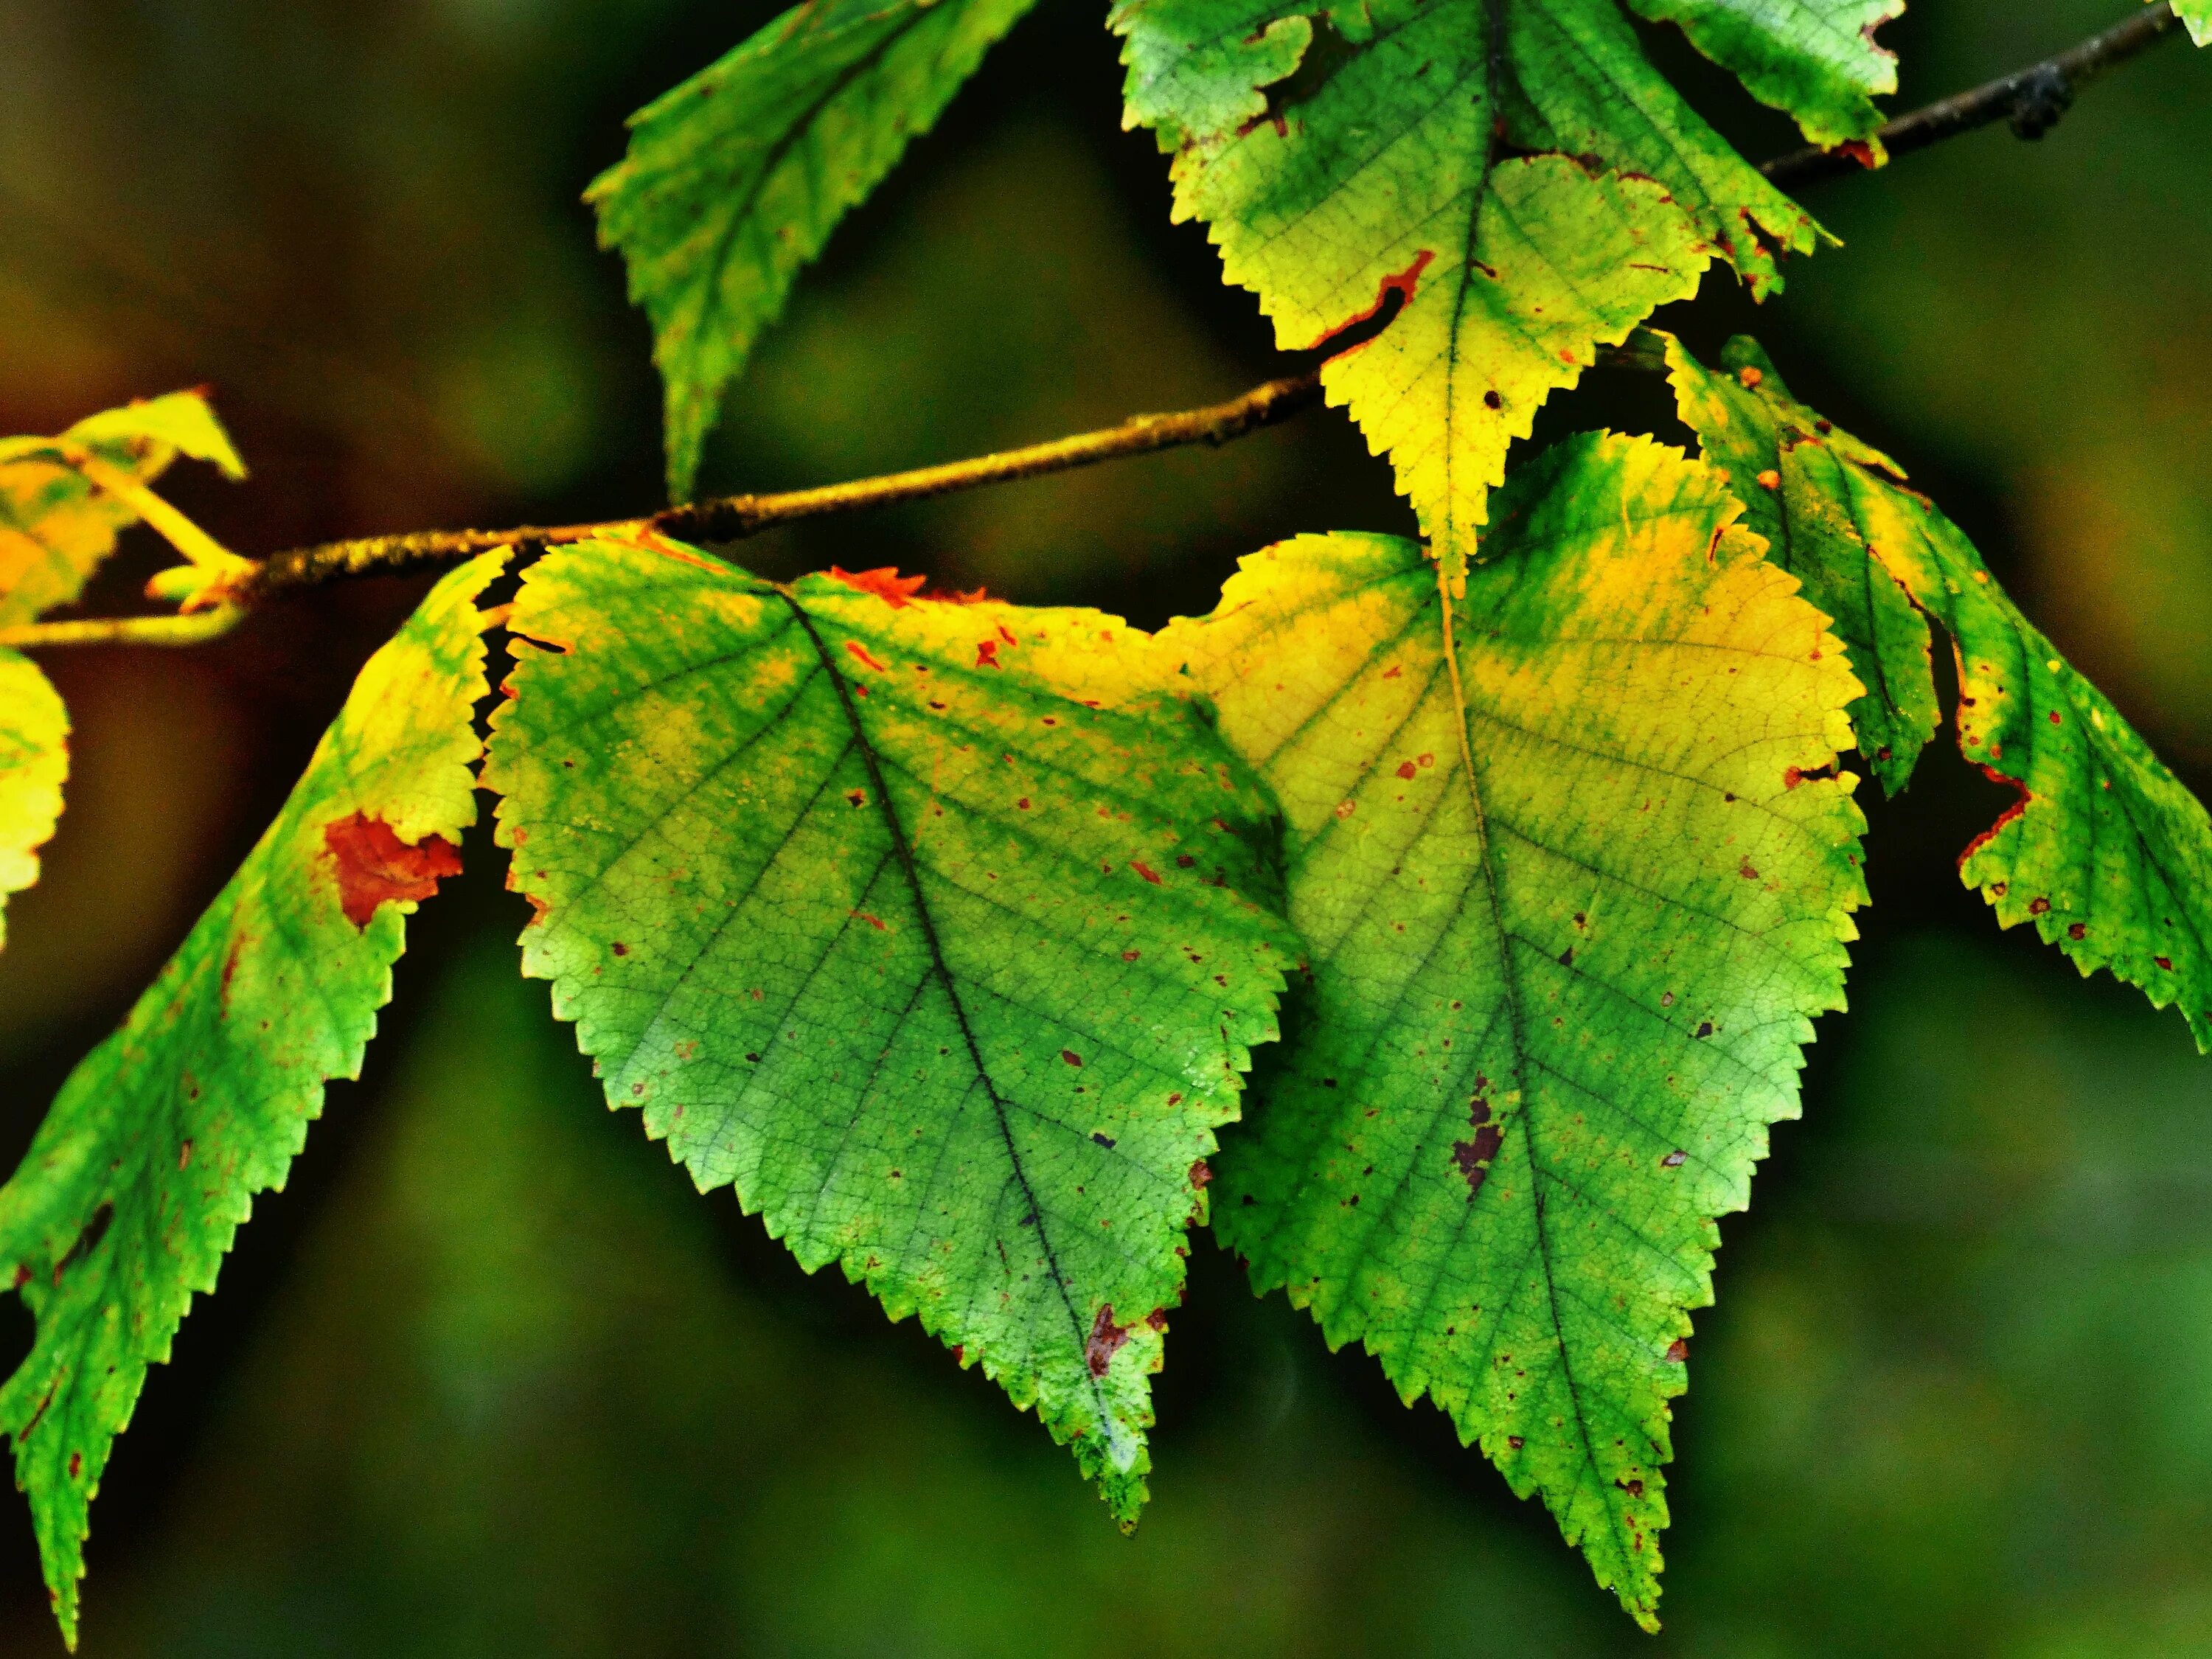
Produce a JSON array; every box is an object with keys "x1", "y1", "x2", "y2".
[
  {"x1": 2172, "y1": 0, "x2": 2211, "y2": 49},
  {"x1": 1666, "y1": 335, "x2": 2212, "y2": 1051},
  {"x1": 0, "y1": 649, "x2": 67, "y2": 952},
  {"x1": 0, "y1": 391, "x2": 245, "y2": 627},
  {"x1": 1659, "y1": 330, "x2": 1937, "y2": 794},
  {"x1": 1111, "y1": 0, "x2": 1821, "y2": 574},
  {"x1": 1625, "y1": 0, "x2": 1899, "y2": 148},
  {"x1": 1164, "y1": 432, "x2": 1866, "y2": 1625},
  {"x1": 591, "y1": 0, "x2": 1037, "y2": 502},
  {"x1": 485, "y1": 538, "x2": 1296, "y2": 1520},
  {"x1": 0, "y1": 554, "x2": 499, "y2": 1645}
]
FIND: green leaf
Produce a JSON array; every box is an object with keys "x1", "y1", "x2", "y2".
[
  {"x1": 0, "y1": 554, "x2": 499, "y2": 1645},
  {"x1": 1163, "y1": 433, "x2": 1867, "y2": 1627},
  {"x1": 0, "y1": 390, "x2": 246, "y2": 627},
  {"x1": 1658, "y1": 330, "x2": 1937, "y2": 794},
  {"x1": 1110, "y1": 0, "x2": 1821, "y2": 572},
  {"x1": 1666, "y1": 334, "x2": 2212, "y2": 1051},
  {"x1": 0, "y1": 649, "x2": 68, "y2": 952},
  {"x1": 590, "y1": 0, "x2": 1037, "y2": 503},
  {"x1": 1624, "y1": 0, "x2": 1899, "y2": 147},
  {"x1": 485, "y1": 540, "x2": 1296, "y2": 1521},
  {"x1": 2172, "y1": 0, "x2": 2211, "y2": 49}
]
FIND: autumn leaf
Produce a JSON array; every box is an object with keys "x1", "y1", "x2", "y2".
[
  {"x1": 590, "y1": 0, "x2": 1037, "y2": 502},
  {"x1": 484, "y1": 537, "x2": 1296, "y2": 1520},
  {"x1": 1665, "y1": 334, "x2": 2212, "y2": 1051},
  {"x1": 1164, "y1": 432, "x2": 1866, "y2": 1626},
  {"x1": 0, "y1": 390, "x2": 245, "y2": 627},
  {"x1": 0, "y1": 650, "x2": 67, "y2": 953},
  {"x1": 1659, "y1": 330, "x2": 1938, "y2": 795},
  {"x1": 1626, "y1": 0, "x2": 1900, "y2": 149},
  {"x1": 0, "y1": 554, "x2": 499, "y2": 1645},
  {"x1": 1111, "y1": 0, "x2": 1825, "y2": 575}
]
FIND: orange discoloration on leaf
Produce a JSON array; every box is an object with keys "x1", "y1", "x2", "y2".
[{"x1": 323, "y1": 813, "x2": 463, "y2": 930}]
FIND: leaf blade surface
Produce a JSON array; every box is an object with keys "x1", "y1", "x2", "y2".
[
  {"x1": 486, "y1": 540, "x2": 1296, "y2": 1517},
  {"x1": 591, "y1": 0, "x2": 1037, "y2": 501},
  {"x1": 1165, "y1": 433, "x2": 1866, "y2": 1624},
  {"x1": 0, "y1": 555, "x2": 498, "y2": 1643},
  {"x1": 0, "y1": 650, "x2": 68, "y2": 951}
]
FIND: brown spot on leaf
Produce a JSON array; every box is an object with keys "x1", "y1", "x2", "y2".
[
  {"x1": 1450, "y1": 1124, "x2": 1504, "y2": 1197},
  {"x1": 1062, "y1": 1049, "x2": 1083, "y2": 1067},
  {"x1": 2029, "y1": 897, "x2": 2051, "y2": 915},
  {"x1": 1397, "y1": 760, "x2": 1418, "y2": 779},
  {"x1": 1086, "y1": 1305, "x2": 1133, "y2": 1377},
  {"x1": 324, "y1": 814, "x2": 462, "y2": 929},
  {"x1": 1665, "y1": 1338, "x2": 1689, "y2": 1363},
  {"x1": 1189, "y1": 1159, "x2": 1213, "y2": 1189},
  {"x1": 2068, "y1": 922, "x2": 2087, "y2": 940},
  {"x1": 1131, "y1": 860, "x2": 1163, "y2": 885}
]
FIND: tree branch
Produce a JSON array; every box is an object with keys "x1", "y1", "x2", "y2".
[
  {"x1": 1761, "y1": 2, "x2": 2189, "y2": 189},
  {"x1": 236, "y1": 372, "x2": 1322, "y2": 602},
  {"x1": 13, "y1": 4, "x2": 2189, "y2": 641}
]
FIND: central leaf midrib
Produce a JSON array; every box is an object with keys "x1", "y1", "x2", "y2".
[
  {"x1": 1433, "y1": 566, "x2": 1624, "y2": 1562},
  {"x1": 777, "y1": 591, "x2": 1110, "y2": 1426}
]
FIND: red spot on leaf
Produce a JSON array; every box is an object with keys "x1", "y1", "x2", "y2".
[
  {"x1": 1062, "y1": 1049, "x2": 1083, "y2": 1067},
  {"x1": 1836, "y1": 139, "x2": 1879, "y2": 170},
  {"x1": 844, "y1": 640, "x2": 889, "y2": 672},
  {"x1": 1397, "y1": 760, "x2": 1418, "y2": 779},
  {"x1": 1666, "y1": 1338, "x2": 1690, "y2": 1363},
  {"x1": 854, "y1": 912, "x2": 887, "y2": 932},
  {"x1": 2068, "y1": 922, "x2": 2087, "y2": 941},
  {"x1": 324, "y1": 814, "x2": 462, "y2": 929},
  {"x1": 829, "y1": 566, "x2": 927, "y2": 608},
  {"x1": 1086, "y1": 1306, "x2": 1133, "y2": 1377},
  {"x1": 2157, "y1": 956, "x2": 2174, "y2": 971},
  {"x1": 975, "y1": 639, "x2": 1001, "y2": 669},
  {"x1": 1302, "y1": 249, "x2": 1436, "y2": 355},
  {"x1": 66, "y1": 1453, "x2": 80, "y2": 1480},
  {"x1": 1131, "y1": 860, "x2": 1163, "y2": 885}
]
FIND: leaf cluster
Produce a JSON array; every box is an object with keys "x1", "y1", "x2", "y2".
[{"x1": 1, "y1": 2, "x2": 2208, "y2": 1646}]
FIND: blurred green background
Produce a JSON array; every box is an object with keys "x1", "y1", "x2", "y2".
[{"x1": 2, "y1": 1, "x2": 2211, "y2": 1653}]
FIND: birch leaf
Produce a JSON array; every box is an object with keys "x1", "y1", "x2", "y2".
[
  {"x1": 485, "y1": 538, "x2": 1296, "y2": 1522},
  {"x1": 1164, "y1": 432, "x2": 1866, "y2": 1626},
  {"x1": 0, "y1": 554, "x2": 499, "y2": 1646}
]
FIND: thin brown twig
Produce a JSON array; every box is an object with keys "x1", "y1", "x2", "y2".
[
  {"x1": 1761, "y1": 2, "x2": 2188, "y2": 189},
  {"x1": 234, "y1": 372, "x2": 1323, "y2": 602}
]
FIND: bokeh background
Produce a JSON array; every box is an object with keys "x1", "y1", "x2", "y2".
[{"x1": 2, "y1": 1, "x2": 2210, "y2": 1653}]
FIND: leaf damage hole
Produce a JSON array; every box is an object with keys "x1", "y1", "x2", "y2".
[
  {"x1": 323, "y1": 814, "x2": 463, "y2": 930},
  {"x1": 1301, "y1": 248, "x2": 1436, "y2": 358}
]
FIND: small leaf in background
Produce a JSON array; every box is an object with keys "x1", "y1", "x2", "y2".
[
  {"x1": 1625, "y1": 0, "x2": 1900, "y2": 150},
  {"x1": 485, "y1": 538, "x2": 1295, "y2": 1523},
  {"x1": 590, "y1": 0, "x2": 1038, "y2": 503},
  {"x1": 2173, "y1": 0, "x2": 2211, "y2": 49},
  {"x1": 1659, "y1": 330, "x2": 1938, "y2": 795},
  {"x1": 0, "y1": 391, "x2": 246, "y2": 627},
  {"x1": 1164, "y1": 433, "x2": 1867, "y2": 1626},
  {"x1": 0, "y1": 650, "x2": 68, "y2": 953},
  {"x1": 1111, "y1": 0, "x2": 1821, "y2": 574},
  {"x1": 1666, "y1": 335, "x2": 2212, "y2": 1051},
  {"x1": 0, "y1": 554, "x2": 500, "y2": 1646}
]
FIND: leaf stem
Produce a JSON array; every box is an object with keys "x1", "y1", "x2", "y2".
[
  {"x1": 54, "y1": 445, "x2": 251, "y2": 578},
  {"x1": 0, "y1": 607, "x2": 245, "y2": 650}
]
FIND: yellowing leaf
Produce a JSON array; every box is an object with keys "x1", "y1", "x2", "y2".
[
  {"x1": 0, "y1": 554, "x2": 499, "y2": 1645},
  {"x1": 485, "y1": 540, "x2": 1297, "y2": 1520},
  {"x1": 0, "y1": 649, "x2": 68, "y2": 952},
  {"x1": 1164, "y1": 433, "x2": 1866, "y2": 1626},
  {"x1": 0, "y1": 391, "x2": 245, "y2": 627},
  {"x1": 1660, "y1": 330, "x2": 1938, "y2": 794},
  {"x1": 591, "y1": 0, "x2": 1037, "y2": 501},
  {"x1": 1112, "y1": 0, "x2": 1821, "y2": 572},
  {"x1": 1666, "y1": 335, "x2": 2212, "y2": 1051}
]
